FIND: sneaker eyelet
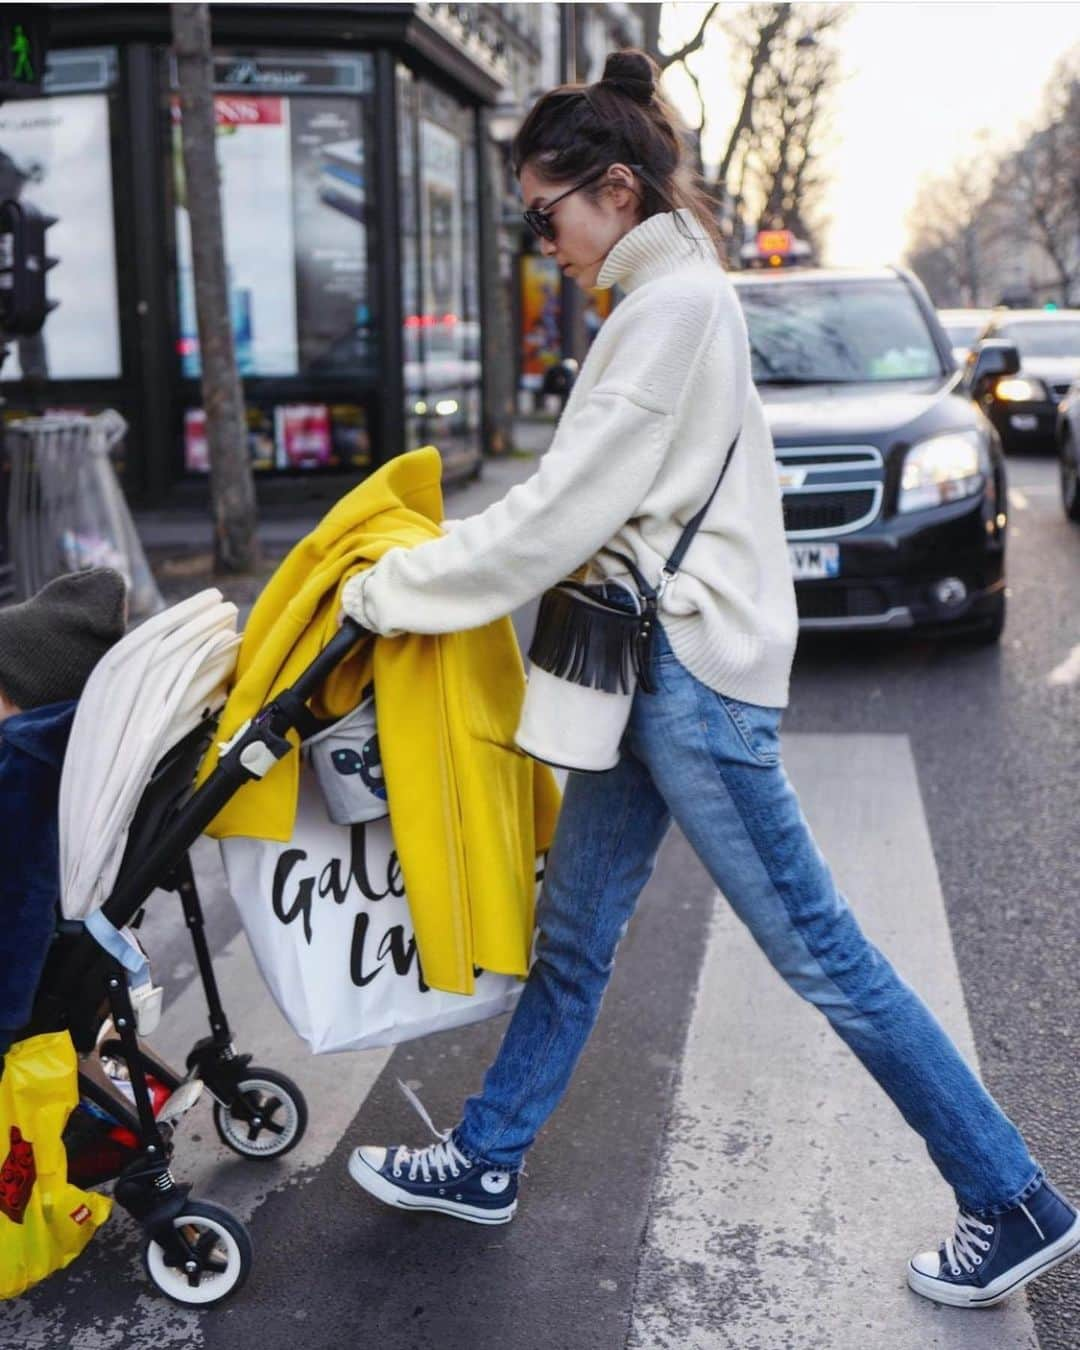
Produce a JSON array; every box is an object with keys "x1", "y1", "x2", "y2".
[
  {"x1": 973, "y1": 1256, "x2": 982, "y2": 1265},
  {"x1": 951, "y1": 1267, "x2": 961, "y2": 1276}
]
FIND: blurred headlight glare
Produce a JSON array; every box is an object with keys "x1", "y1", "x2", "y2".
[
  {"x1": 899, "y1": 430, "x2": 986, "y2": 514},
  {"x1": 996, "y1": 376, "x2": 1048, "y2": 402}
]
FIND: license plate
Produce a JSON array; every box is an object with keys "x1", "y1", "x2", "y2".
[{"x1": 788, "y1": 542, "x2": 840, "y2": 580}]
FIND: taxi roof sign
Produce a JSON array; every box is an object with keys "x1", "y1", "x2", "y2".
[
  {"x1": 740, "y1": 226, "x2": 813, "y2": 269},
  {"x1": 756, "y1": 229, "x2": 794, "y2": 256}
]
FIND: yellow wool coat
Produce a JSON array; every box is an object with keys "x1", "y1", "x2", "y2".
[{"x1": 196, "y1": 446, "x2": 561, "y2": 995}]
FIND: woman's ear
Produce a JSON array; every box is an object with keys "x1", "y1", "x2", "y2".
[{"x1": 605, "y1": 162, "x2": 641, "y2": 213}]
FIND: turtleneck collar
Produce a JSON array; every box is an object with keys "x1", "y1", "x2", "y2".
[{"x1": 596, "y1": 207, "x2": 719, "y2": 293}]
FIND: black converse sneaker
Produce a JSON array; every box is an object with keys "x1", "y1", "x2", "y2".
[
  {"x1": 347, "y1": 1081, "x2": 518, "y2": 1226},
  {"x1": 907, "y1": 1177, "x2": 1080, "y2": 1307}
]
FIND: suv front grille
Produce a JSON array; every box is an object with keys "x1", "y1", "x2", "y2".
[
  {"x1": 776, "y1": 444, "x2": 884, "y2": 539},
  {"x1": 784, "y1": 490, "x2": 878, "y2": 533}
]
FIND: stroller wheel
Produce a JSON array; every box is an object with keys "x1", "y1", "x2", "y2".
[
  {"x1": 212, "y1": 1067, "x2": 308, "y2": 1159},
  {"x1": 143, "y1": 1200, "x2": 252, "y2": 1305}
]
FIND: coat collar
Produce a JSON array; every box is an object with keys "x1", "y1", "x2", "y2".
[
  {"x1": 596, "y1": 207, "x2": 719, "y2": 293},
  {"x1": 1, "y1": 700, "x2": 77, "y2": 769}
]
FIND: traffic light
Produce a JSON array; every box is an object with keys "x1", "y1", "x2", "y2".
[
  {"x1": 0, "y1": 198, "x2": 58, "y2": 336},
  {"x1": 0, "y1": 9, "x2": 49, "y2": 100}
]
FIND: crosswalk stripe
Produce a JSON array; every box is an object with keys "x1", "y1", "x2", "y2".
[{"x1": 628, "y1": 734, "x2": 1039, "y2": 1349}]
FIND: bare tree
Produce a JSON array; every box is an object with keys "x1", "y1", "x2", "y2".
[
  {"x1": 172, "y1": 3, "x2": 258, "y2": 574},
  {"x1": 713, "y1": 4, "x2": 791, "y2": 215},
  {"x1": 907, "y1": 48, "x2": 1080, "y2": 307},
  {"x1": 748, "y1": 7, "x2": 845, "y2": 255},
  {"x1": 646, "y1": 3, "x2": 844, "y2": 256},
  {"x1": 905, "y1": 160, "x2": 996, "y2": 306}
]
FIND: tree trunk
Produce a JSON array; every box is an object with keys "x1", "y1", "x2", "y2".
[
  {"x1": 713, "y1": 4, "x2": 791, "y2": 203},
  {"x1": 172, "y1": 3, "x2": 258, "y2": 574},
  {"x1": 480, "y1": 123, "x2": 514, "y2": 455}
]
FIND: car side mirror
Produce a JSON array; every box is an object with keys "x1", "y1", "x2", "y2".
[{"x1": 968, "y1": 339, "x2": 1020, "y2": 395}]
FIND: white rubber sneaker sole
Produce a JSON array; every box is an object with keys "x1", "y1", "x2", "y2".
[
  {"x1": 907, "y1": 1212, "x2": 1080, "y2": 1307},
  {"x1": 347, "y1": 1148, "x2": 517, "y2": 1226}
]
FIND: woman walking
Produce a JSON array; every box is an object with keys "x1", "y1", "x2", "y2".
[{"x1": 342, "y1": 50, "x2": 1079, "y2": 1309}]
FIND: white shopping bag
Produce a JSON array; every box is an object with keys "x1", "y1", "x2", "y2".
[{"x1": 219, "y1": 762, "x2": 530, "y2": 1054}]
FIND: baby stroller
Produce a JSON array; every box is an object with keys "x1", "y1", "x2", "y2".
[{"x1": 17, "y1": 610, "x2": 367, "y2": 1306}]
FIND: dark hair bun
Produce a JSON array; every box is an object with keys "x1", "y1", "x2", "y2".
[{"x1": 600, "y1": 50, "x2": 655, "y2": 106}]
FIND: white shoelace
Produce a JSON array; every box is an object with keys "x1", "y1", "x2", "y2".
[
  {"x1": 945, "y1": 1210, "x2": 995, "y2": 1275},
  {"x1": 391, "y1": 1080, "x2": 472, "y2": 1183},
  {"x1": 390, "y1": 1078, "x2": 525, "y2": 1182}
]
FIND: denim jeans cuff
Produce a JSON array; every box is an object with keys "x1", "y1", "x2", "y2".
[
  {"x1": 450, "y1": 1125, "x2": 522, "y2": 1176},
  {"x1": 968, "y1": 1163, "x2": 1046, "y2": 1218}
]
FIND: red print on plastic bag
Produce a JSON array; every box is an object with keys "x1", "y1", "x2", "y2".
[{"x1": 0, "y1": 1125, "x2": 37, "y2": 1224}]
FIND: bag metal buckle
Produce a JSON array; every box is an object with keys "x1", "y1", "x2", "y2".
[{"x1": 656, "y1": 568, "x2": 676, "y2": 604}]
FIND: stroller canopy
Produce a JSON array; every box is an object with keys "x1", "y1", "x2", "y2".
[{"x1": 59, "y1": 589, "x2": 241, "y2": 921}]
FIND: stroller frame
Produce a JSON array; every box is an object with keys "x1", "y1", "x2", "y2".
[{"x1": 22, "y1": 617, "x2": 366, "y2": 1304}]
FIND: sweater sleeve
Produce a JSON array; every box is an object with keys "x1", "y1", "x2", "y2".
[{"x1": 342, "y1": 386, "x2": 674, "y2": 635}]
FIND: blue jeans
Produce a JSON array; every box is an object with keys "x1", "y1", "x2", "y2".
[{"x1": 452, "y1": 615, "x2": 1042, "y2": 1217}]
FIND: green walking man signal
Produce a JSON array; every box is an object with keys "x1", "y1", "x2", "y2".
[
  {"x1": 0, "y1": 8, "x2": 48, "y2": 99},
  {"x1": 10, "y1": 24, "x2": 32, "y2": 83}
]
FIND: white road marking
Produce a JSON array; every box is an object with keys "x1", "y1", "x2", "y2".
[
  {"x1": 1047, "y1": 644, "x2": 1080, "y2": 686},
  {"x1": 629, "y1": 734, "x2": 1039, "y2": 1350},
  {"x1": 1009, "y1": 488, "x2": 1030, "y2": 510}
]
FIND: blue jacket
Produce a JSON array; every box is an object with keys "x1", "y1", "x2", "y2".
[{"x1": 0, "y1": 700, "x2": 76, "y2": 1043}]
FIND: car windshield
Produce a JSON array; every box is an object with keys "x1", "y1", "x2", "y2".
[
  {"x1": 737, "y1": 279, "x2": 944, "y2": 384},
  {"x1": 943, "y1": 321, "x2": 982, "y2": 347},
  {"x1": 992, "y1": 320, "x2": 1080, "y2": 358}
]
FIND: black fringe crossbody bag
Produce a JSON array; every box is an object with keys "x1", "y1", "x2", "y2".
[{"x1": 514, "y1": 431, "x2": 740, "y2": 773}]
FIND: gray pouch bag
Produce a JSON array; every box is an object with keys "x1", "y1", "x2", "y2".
[{"x1": 305, "y1": 693, "x2": 388, "y2": 825}]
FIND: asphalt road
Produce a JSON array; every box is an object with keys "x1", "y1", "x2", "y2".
[
  {"x1": 3, "y1": 448, "x2": 1077, "y2": 1350},
  {"x1": 782, "y1": 452, "x2": 1080, "y2": 1350}
]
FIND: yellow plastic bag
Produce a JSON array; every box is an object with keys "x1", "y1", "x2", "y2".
[{"x1": 0, "y1": 1031, "x2": 112, "y2": 1299}]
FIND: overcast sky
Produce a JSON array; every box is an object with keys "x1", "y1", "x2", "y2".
[{"x1": 660, "y1": 1, "x2": 1080, "y2": 266}]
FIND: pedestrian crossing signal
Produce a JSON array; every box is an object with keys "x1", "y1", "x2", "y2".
[
  {"x1": 0, "y1": 8, "x2": 49, "y2": 99},
  {"x1": 0, "y1": 199, "x2": 59, "y2": 337}
]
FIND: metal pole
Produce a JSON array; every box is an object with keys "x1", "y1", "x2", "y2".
[{"x1": 558, "y1": 3, "x2": 586, "y2": 365}]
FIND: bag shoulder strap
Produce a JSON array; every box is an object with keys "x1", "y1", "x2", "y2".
[
  {"x1": 663, "y1": 429, "x2": 739, "y2": 577},
  {"x1": 608, "y1": 427, "x2": 740, "y2": 600}
]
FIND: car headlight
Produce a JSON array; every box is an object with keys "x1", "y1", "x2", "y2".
[
  {"x1": 995, "y1": 376, "x2": 1049, "y2": 402},
  {"x1": 899, "y1": 430, "x2": 988, "y2": 514}
]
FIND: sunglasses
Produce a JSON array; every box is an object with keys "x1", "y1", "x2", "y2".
[{"x1": 523, "y1": 164, "x2": 643, "y2": 242}]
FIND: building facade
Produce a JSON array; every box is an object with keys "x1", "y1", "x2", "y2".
[{"x1": 5, "y1": 4, "x2": 646, "y2": 507}]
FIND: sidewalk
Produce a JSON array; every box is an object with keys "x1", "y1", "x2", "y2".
[{"x1": 137, "y1": 418, "x2": 556, "y2": 615}]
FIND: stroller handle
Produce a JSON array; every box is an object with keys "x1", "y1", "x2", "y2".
[
  {"x1": 97, "y1": 615, "x2": 370, "y2": 932},
  {"x1": 289, "y1": 615, "x2": 368, "y2": 701}
]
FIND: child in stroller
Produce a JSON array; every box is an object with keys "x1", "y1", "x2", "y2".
[{"x1": 0, "y1": 569, "x2": 127, "y2": 1061}]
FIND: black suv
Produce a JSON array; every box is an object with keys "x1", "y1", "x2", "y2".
[{"x1": 731, "y1": 266, "x2": 1014, "y2": 643}]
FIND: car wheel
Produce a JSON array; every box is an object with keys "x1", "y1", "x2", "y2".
[{"x1": 1061, "y1": 435, "x2": 1080, "y2": 522}]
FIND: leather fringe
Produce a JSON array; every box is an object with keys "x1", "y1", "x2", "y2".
[{"x1": 528, "y1": 584, "x2": 654, "y2": 695}]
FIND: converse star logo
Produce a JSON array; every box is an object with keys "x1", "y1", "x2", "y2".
[{"x1": 481, "y1": 1170, "x2": 510, "y2": 1194}]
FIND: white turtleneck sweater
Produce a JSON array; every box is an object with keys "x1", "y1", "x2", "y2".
[{"x1": 343, "y1": 208, "x2": 799, "y2": 708}]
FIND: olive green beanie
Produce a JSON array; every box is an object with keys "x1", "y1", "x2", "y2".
[{"x1": 0, "y1": 568, "x2": 127, "y2": 710}]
